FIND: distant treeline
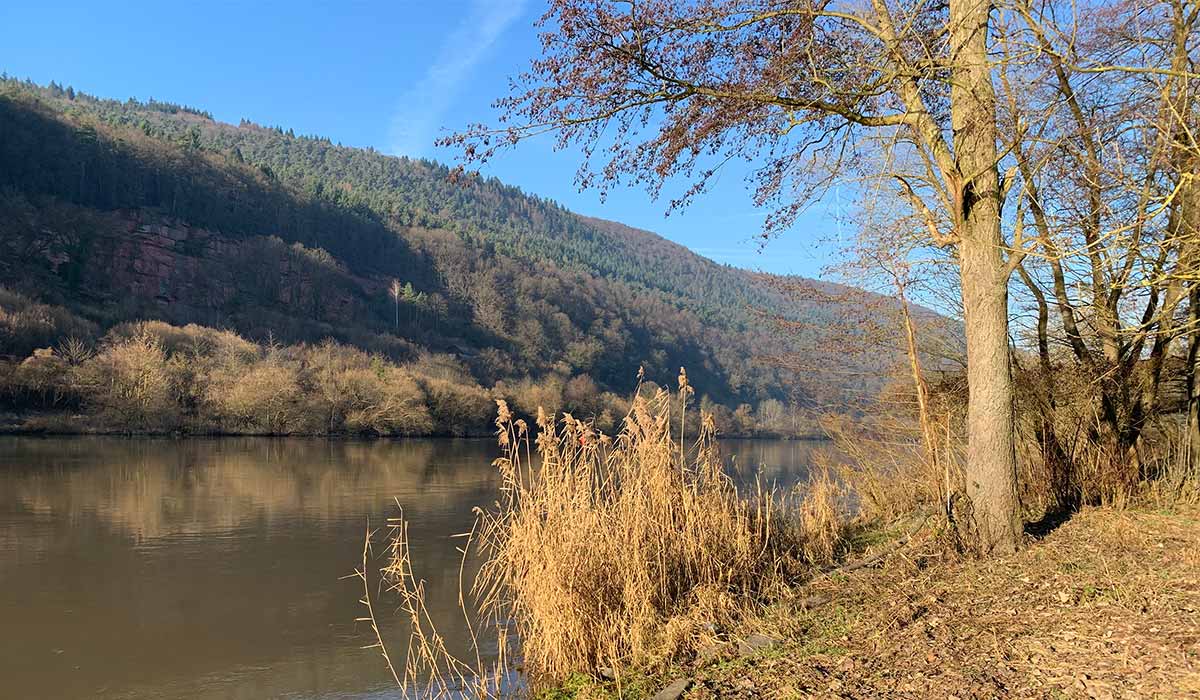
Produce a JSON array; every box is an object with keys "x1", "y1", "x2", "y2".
[
  {"x1": 0, "y1": 76, "x2": 892, "y2": 414},
  {"x1": 0, "y1": 288, "x2": 819, "y2": 438}
]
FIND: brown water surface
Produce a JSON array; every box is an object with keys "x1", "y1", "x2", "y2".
[{"x1": 0, "y1": 436, "x2": 822, "y2": 699}]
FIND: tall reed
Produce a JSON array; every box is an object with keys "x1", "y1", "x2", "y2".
[{"x1": 376, "y1": 381, "x2": 839, "y2": 694}]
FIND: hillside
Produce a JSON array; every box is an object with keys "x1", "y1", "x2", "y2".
[{"x1": 0, "y1": 77, "x2": 892, "y2": 431}]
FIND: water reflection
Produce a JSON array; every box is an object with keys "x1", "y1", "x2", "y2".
[{"x1": 0, "y1": 437, "x2": 823, "y2": 700}]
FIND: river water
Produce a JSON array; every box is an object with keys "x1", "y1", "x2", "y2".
[{"x1": 0, "y1": 436, "x2": 825, "y2": 700}]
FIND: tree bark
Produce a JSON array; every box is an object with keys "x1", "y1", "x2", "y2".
[{"x1": 950, "y1": 0, "x2": 1022, "y2": 553}]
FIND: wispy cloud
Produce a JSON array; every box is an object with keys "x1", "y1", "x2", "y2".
[
  {"x1": 690, "y1": 247, "x2": 762, "y2": 258},
  {"x1": 388, "y1": 0, "x2": 527, "y2": 158}
]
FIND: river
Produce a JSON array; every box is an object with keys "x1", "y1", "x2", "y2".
[{"x1": 0, "y1": 436, "x2": 826, "y2": 699}]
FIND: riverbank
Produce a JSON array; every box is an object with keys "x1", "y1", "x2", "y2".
[
  {"x1": 546, "y1": 505, "x2": 1200, "y2": 699},
  {"x1": 0, "y1": 413, "x2": 823, "y2": 441},
  {"x1": 0, "y1": 410, "x2": 495, "y2": 438},
  {"x1": 0, "y1": 409, "x2": 824, "y2": 441}
]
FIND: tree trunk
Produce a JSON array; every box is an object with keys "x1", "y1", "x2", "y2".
[
  {"x1": 1016, "y1": 265, "x2": 1076, "y2": 510},
  {"x1": 898, "y1": 281, "x2": 935, "y2": 464},
  {"x1": 959, "y1": 235, "x2": 1021, "y2": 552},
  {"x1": 950, "y1": 0, "x2": 1022, "y2": 553}
]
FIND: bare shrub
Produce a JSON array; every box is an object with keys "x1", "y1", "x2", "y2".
[
  {"x1": 407, "y1": 352, "x2": 474, "y2": 384},
  {"x1": 340, "y1": 367, "x2": 433, "y2": 436},
  {"x1": 207, "y1": 362, "x2": 304, "y2": 434},
  {"x1": 501, "y1": 375, "x2": 565, "y2": 419},
  {"x1": 76, "y1": 331, "x2": 179, "y2": 430},
  {"x1": 8, "y1": 348, "x2": 72, "y2": 404},
  {"x1": 562, "y1": 373, "x2": 601, "y2": 416},
  {"x1": 419, "y1": 377, "x2": 492, "y2": 435},
  {"x1": 303, "y1": 341, "x2": 375, "y2": 432},
  {"x1": 108, "y1": 320, "x2": 259, "y2": 365},
  {"x1": 298, "y1": 342, "x2": 434, "y2": 435},
  {"x1": 55, "y1": 336, "x2": 94, "y2": 366}
]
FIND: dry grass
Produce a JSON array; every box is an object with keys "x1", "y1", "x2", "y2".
[
  {"x1": 672, "y1": 504, "x2": 1200, "y2": 699},
  {"x1": 821, "y1": 373, "x2": 1200, "y2": 536},
  {"x1": 354, "y1": 507, "x2": 509, "y2": 700},
  {"x1": 384, "y1": 507, "x2": 509, "y2": 698},
  {"x1": 1016, "y1": 416, "x2": 1200, "y2": 512},
  {"x1": 537, "y1": 502, "x2": 1199, "y2": 699},
  {"x1": 372, "y1": 381, "x2": 844, "y2": 696},
  {"x1": 1140, "y1": 427, "x2": 1200, "y2": 509},
  {"x1": 818, "y1": 409, "x2": 953, "y2": 525},
  {"x1": 794, "y1": 466, "x2": 844, "y2": 565},
  {"x1": 474, "y1": 388, "x2": 822, "y2": 686}
]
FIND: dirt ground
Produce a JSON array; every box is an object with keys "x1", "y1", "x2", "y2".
[
  {"x1": 677, "y1": 506, "x2": 1200, "y2": 699},
  {"x1": 560, "y1": 505, "x2": 1200, "y2": 699}
]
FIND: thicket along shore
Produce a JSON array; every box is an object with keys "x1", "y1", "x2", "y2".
[{"x1": 0, "y1": 305, "x2": 822, "y2": 440}]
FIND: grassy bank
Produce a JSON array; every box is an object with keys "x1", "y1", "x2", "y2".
[
  {"x1": 365, "y1": 378, "x2": 1199, "y2": 699},
  {"x1": 542, "y1": 504, "x2": 1200, "y2": 698}
]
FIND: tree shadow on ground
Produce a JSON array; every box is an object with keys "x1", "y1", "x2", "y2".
[{"x1": 1024, "y1": 509, "x2": 1075, "y2": 539}]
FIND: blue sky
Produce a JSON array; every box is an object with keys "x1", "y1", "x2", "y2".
[{"x1": 0, "y1": 0, "x2": 844, "y2": 277}]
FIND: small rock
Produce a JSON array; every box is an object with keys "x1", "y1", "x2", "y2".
[
  {"x1": 737, "y1": 633, "x2": 780, "y2": 655},
  {"x1": 652, "y1": 678, "x2": 692, "y2": 700}
]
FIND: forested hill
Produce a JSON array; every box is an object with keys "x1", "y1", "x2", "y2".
[{"x1": 0, "y1": 76, "x2": 886, "y2": 410}]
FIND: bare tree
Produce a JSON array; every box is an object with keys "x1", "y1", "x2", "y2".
[
  {"x1": 448, "y1": 0, "x2": 1026, "y2": 551},
  {"x1": 996, "y1": 0, "x2": 1200, "y2": 494},
  {"x1": 389, "y1": 278, "x2": 402, "y2": 332}
]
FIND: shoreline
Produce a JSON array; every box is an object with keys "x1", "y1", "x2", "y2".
[{"x1": 0, "y1": 417, "x2": 828, "y2": 442}]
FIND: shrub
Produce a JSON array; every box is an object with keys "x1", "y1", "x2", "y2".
[
  {"x1": 339, "y1": 367, "x2": 433, "y2": 436},
  {"x1": 297, "y1": 342, "x2": 438, "y2": 435},
  {"x1": 108, "y1": 320, "x2": 259, "y2": 365},
  {"x1": 0, "y1": 287, "x2": 97, "y2": 357},
  {"x1": 504, "y1": 375, "x2": 564, "y2": 419},
  {"x1": 420, "y1": 377, "x2": 492, "y2": 435},
  {"x1": 207, "y1": 362, "x2": 304, "y2": 433},
  {"x1": 562, "y1": 373, "x2": 601, "y2": 416},
  {"x1": 7, "y1": 348, "x2": 72, "y2": 405},
  {"x1": 408, "y1": 352, "x2": 474, "y2": 383},
  {"x1": 76, "y1": 331, "x2": 180, "y2": 430}
]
